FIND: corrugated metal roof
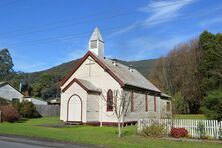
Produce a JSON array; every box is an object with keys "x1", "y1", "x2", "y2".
[
  {"x1": 97, "y1": 57, "x2": 161, "y2": 92},
  {"x1": 76, "y1": 78, "x2": 101, "y2": 93},
  {"x1": 160, "y1": 93, "x2": 171, "y2": 98},
  {"x1": 24, "y1": 98, "x2": 47, "y2": 105}
]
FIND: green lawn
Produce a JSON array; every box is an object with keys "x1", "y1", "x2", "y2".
[
  {"x1": 0, "y1": 117, "x2": 220, "y2": 148},
  {"x1": 174, "y1": 114, "x2": 206, "y2": 119}
]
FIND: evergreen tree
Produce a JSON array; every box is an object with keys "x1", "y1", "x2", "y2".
[
  {"x1": 198, "y1": 31, "x2": 222, "y2": 94},
  {"x1": 0, "y1": 48, "x2": 14, "y2": 80}
]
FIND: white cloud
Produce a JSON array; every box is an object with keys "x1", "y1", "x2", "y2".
[
  {"x1": 108, "y1": 23, "x2": 138, "y2": 38},
  {"x1": 200, "y1": 17, "x2": 222, "y2": 27},
  {"x1": 109, "y1": 0, "x2": 194, "y2": 37},
  {"x1": 113, "y1": 33, "x2": 196, "y2": 61},
  {"x1": 140, "y1": 0, "x2": 193, "y2": 26}
]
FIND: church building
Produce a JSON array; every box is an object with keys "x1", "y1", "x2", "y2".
[{"x1": 60, "y1": 27, "x2": 171, "y2": 125}]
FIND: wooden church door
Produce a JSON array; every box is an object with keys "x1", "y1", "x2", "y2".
[{"x1": 67, "y1": 94, "x2": 82, "y2": 122}]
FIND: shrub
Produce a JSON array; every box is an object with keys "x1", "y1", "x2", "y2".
[
  {"x1": 201, "y1": 89, "x2": 222, "y2": 121},
  {"x1": 170, "y1": 128, "x2": 188, "y2": 138},
  {"x1": 12, "y1": 99, "x2": 22, "y2": 113},
  {"x1": 1, "y1": 105, "x2": 20, "y2": 122},
  {"x1": 20, "y1": 101, "x2": 41, "y2": 118},
  {"x1": 197, "y1": 122, "x2": 206, "y2": 139},
  {"x1": 142, "y1": 123, "x2": 165, "y2": 137},
  {"x1": 0, "y1": 97, "x2": 9, "y2": 107}
]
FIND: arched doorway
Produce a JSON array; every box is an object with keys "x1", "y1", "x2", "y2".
[{"x1": 67, "y1": 94, "x2": 82, "y2": 122}]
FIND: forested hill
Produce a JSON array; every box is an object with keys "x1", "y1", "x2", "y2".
[
  {"x1": 0, "y1": 47, "x2": 157, "y2": 100},
  {"x1": 35, "y1": 58, "x2": 157, "y2": 78}
]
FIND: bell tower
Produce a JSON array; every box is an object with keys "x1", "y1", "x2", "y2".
[{"x1": 89, "y1": 27, "x2": 104, "y2": 58}]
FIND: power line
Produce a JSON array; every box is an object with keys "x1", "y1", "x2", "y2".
[
  {"x1": 5, "y1": 25, "x2": 138, "y2": 48},
  {"x1": 0, "y1": 11, "x2": 140, "y2": 39},
  {"x1": 1, "y1": 1, "x2": 221, "y2": 49},
  {"x1": 0, "y1": 0, "x2": 193, "y2": 38},
  {"x1": 0, "y1": 0, "x2": 17, "y2": 7},
  {"x1": 4, "y1": 6, "x2": 220, "y2": 48}
]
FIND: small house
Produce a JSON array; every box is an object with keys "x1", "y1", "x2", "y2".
[{"x1": 0, "y1": 82, "x2": 24, "y2": 102}]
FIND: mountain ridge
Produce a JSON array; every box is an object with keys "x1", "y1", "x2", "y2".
[{"x1": 32, "y1": 58, "x2": 158, "y2": 79}]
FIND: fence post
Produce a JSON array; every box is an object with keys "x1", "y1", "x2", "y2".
[
  {"x1": 0, "y1": 111, "x2": 1, "y2": 123},
  {"x1": 138, "y1": 119, "x2": 140, "y2": 132}
]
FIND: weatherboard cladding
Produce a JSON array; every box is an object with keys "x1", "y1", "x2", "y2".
[{"x1": 61, "y1": 51, "x2": 160, "y2": 93}]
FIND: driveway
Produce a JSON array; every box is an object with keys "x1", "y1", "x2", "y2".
[{"x1": 0, "y1": 135, "x2": 99, "y2": 148}]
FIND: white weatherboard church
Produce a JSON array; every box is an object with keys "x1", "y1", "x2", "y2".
[{"x1": 60, "y1": 27, "x2": 171, "y2": 125}]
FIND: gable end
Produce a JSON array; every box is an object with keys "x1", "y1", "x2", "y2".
[
  {"x1": 60, "y1": 51, "x2": 125, "y2": 87},
  {"x1": 62, "y1": 78, "x2": 101, "y2": 94}
]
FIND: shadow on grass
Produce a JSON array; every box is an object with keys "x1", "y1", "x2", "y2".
[
  {"x1": 115, "y1": 130, "x2": 132, "y2": 137},
  {"x1": 14, "y1": 118, "x2": 29, "y2": 123},
  {"x1": 34, "y1": 123, "x2": 82, "y2": 128}
]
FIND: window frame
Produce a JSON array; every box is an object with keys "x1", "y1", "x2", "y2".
[
  {"x1": 106, "y1": 89, "x2": 113, "y2": 112},
  {"x1": 166, "y1": 101, "x2": 171, "y2": 112},
  {"x1": 145, "y1": 94, "x2": 148, "y2": 112},
  {"x1": 131, "y1": 91, "x2": 134, "y2": 112},
  {"x1": 154, "y1": 95, "x2": 156, "y2": 112}
]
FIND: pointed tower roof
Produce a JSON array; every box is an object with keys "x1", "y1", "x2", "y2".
[{"x1": 89, "y1": 27, "x2": 104, "y2": 42}]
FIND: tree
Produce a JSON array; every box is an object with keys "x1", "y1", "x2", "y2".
[
  {"x1": 31, "y1": 73, "x2": 59, "y2": 99},
  {"x1": 0, "y1": 97, "x2": 9, "y2": 107},
  {"x1": 171, "y1": 92, "x2": 186, "y2": 114},
  {"x1": 201, "y1": 89, "x2": 222, "y2": 121},
  {"x1": 20, "y1": 101, "x2": 41, "y2": 118},
  {"x1": 149, "y1": 39, "x2": 201, "y2": 113},
  {"x1": 198, "y1": 31, "x2": 222, "y2": 94},
  {"x1": 101, "y1": 89, "x2": 141, "y2": 137},
  {"x1": 0, "y1": 48, "x2": 14, "y2": 80}
]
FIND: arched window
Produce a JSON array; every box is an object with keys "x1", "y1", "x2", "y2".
[{"x1": 107, "y1": 89, "x2": 113, "y2": 111}]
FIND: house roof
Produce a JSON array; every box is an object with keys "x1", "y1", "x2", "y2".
[
  {"x1": 160, "y1": 93, "x2": 171, "y2": 99},
  {"x1": 102, "y1": 58, "x2": 160, "y2": 92},
  {"x1": 62, "y1": 78, "x2": 101, "y2": 93},
  {"x1": 77, "y1": 78, "x2": 101, "y2": 92},
  {"x1": 0, "y1": 81, "x2": 7, "y2": 87},
  {"x1": 23, "y1": 97, "x2": 47, "y2": 105},
  {"x1": 0, "y1": 81, "x2": 24, "y2": 97},
  {"x1": 61, "y1": 51, "x2": 160, "y2": 93}
]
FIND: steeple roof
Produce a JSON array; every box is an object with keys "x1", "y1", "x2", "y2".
[{"x1": 89, "y1": 27, "x2": 104, "y2": 42}]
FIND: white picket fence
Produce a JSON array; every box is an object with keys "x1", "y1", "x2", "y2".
[{"x1": 138, "y1": 118, "x2": 222, "y2": 139}]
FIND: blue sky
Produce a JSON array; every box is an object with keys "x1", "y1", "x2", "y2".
[{"x1": 0, "y1": 0, "x2": 221, "y2": 72}]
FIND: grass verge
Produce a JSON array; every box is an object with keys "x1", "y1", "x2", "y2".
[{"x1": 0, "y1": 117, "x2": 220, "y2": 148}]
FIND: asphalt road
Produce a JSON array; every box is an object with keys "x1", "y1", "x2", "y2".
[
  {"x1": 0, "y1": 140, "x2": 51, "y2": 148},
  {"x1": 0, "y1": 135, "x2": 98, "y2": 148}
]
